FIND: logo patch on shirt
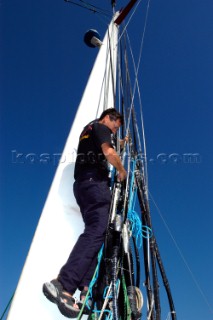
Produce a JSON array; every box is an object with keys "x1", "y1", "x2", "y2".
[{"x1": 80, "y1": 134, "x2": 90, "y2": 141}]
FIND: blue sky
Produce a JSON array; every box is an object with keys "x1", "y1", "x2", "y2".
[{"x1": 1, "y1": 0, "x2": 213, "y2": 319}]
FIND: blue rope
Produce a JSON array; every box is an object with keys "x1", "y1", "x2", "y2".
[
  {"x1": 85, "y1": 244, "x2": 104, "y2": 309},
  {"x1": 142, "y1": 225, "x2": 152, "y2": 239},
  {"x1": 127, "y1": 160, "x2": 152, "y2": 247},
  {"x1": 92, "y1": 308, "x2": 113, "y2": 318},
  {"x1": 103, "y1": 279, "x2": 120, "y2": 300},
  {"x1": 127, "y1": 160, "x2": 142, "y2": 247}
]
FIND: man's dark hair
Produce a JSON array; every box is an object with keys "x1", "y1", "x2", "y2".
[{"x1": 99, "y1": 108, "x2": 124, "y2": 125}]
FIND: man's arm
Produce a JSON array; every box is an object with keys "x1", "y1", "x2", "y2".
[{"x1": 101, "y1": 142, "x2": 127, "y2": 181}]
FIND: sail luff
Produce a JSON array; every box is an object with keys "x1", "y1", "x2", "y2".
[{"x1": 7, "y1": 15, "x2": 119, "y2": 320}]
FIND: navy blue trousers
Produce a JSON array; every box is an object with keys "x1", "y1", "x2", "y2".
[{"x1": 58, "y1": 176, "x2": 111, "y2": 294}]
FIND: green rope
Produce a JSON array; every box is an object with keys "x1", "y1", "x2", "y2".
[
  {"x1": 121, "y1": 275, "x2": 131, "y2": 320},
  {"x1": 0, "y1": 292, "x2": 14, "y2": 320},
  {"x1": 77, "y1": 289, "x2": 91, "y2": 319}
]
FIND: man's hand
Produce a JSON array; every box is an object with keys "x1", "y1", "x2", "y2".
[
  {"x1": 101, "y1": 143, "x2": 127, "y2": 181},
  {"x1": 119, "y1": 136, "x2": 129, "y2": 148},
  {"x1": 117, "y1": 168, "x2": 127, "y2": 182}
]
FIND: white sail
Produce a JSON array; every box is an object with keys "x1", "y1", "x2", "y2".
[{"x1": 7, "y1": 16, "x2": 118, "y2": 320}]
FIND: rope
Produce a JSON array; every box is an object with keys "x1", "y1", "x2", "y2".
[
  {"x1": 97, "y1": 283, "x2": 113, "y2": 320},
  {"x1": 77, "y1": 245, "x2": 104, "y2": 319},
  {"x1": 121, "y1": 274, "x2": 131, "y2": 320},
  {"x1": 87, "y1": 244, "x2": 104, "y2": 297},
  {"x1": 0, "y1": 292, "x2": 14, "y2": 320},
  {"x1": 126, "y1": 159, "x2": 153, "y2": 249},
  {"x1": 64, "y1": 0, "x2": 111, "y2": 17},
  {"x1": 127, "y1": 160, "x2": 143, "y2": 247}
]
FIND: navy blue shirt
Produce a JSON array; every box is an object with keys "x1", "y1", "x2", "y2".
[{"x1": 74, "y1": 121, "x2": 113, "y2": 180}]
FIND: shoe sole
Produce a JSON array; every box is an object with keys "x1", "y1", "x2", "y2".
[
  {"x1": 43, "y1": 282, "x2": 59, "y2": 304},
  {"x1": 58, "y1": 302, "x2": 80, "y2": 318},
  {"x1": 43, "y1": 282, "x2": 80, "y2": 318}
]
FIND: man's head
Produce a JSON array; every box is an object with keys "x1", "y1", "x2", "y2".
[{"x1": 99, "y1": 108, "x2": 123, "y2": 134}]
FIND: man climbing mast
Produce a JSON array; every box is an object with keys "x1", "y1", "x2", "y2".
[{"x1": 43, "y1": 108, "x2": 127, "y2": 318}]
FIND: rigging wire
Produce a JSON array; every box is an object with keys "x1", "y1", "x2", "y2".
[
  {"x1": 117, "y1": 0, "x2": 142, "y2": 44},
  {"x1": 149, "y1": 192, "x2": 213, "y2": 316},
  {"x1": 127, "y1": 0, "x2": 151, "y2": 190},
  {"x1": 64, "y1": 0, "x2": 111, "y2": 17},
  {"x1": 116, "y1": 0, "x2": 149, "y2": 137},
  {"x1": 123, "y1": 0, "x2": 151, "y2": 192}
]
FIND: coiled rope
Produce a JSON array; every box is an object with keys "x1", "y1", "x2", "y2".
[{"x1": 127, "y1": 160, "x2": 152, "y2": 249}]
